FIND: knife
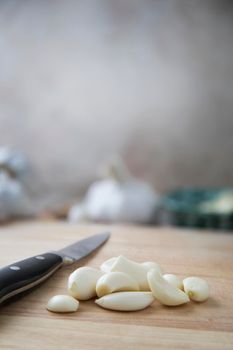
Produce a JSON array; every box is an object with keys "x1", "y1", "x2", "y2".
[{"x1": 0, "y1": 231, "x2": 110, "y2": 305}]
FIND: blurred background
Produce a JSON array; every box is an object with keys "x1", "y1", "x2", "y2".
[{"x1": 0, "y1": 0, "x2": 233, "y2": 227}]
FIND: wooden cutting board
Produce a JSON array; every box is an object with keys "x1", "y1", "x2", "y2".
[{"x1": 0, "y1": 221, "x2": 233, "y2": 349}]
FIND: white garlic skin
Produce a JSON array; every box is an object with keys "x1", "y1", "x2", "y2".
[
  {"x1": 47, "y1": 295, "x2": 79, "y2": 313},
  {"x1": 68, "y1": 267, "x2": 103, "y2": 300},
  {"x1": 85, "y1": 179, "x2": 158, "y2": 224},
  {"x1": 96, "y1": 272, "x2": 139, "y2": 297},
  {"x1": 163, "y1": 274, "x2": 183, "y2": 290},
  {"x1": 95, "y1": 292, "x2": 155, "y2": 311},
  {"x1": 147, "y1": 270, "x2": 190, "y2": 306},
  {"x1": 68, "y1": 157, "x2": 159, "y2": 224},
  {"x1": 183, "y1": 277, "x2": 210, "y2": 302}
]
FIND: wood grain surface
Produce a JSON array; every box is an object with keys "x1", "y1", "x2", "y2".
[{"x1": 0, "y1": 221, "x2": 233, "y2": 349}]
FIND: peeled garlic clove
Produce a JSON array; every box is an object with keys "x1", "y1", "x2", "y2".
[
  {"x1": 147, "y1": 270, "x2": 190, "y2": 306},
  {"x1": 96, "y1": 272, "x2": 139, "y2": 297},
  {"x1": 142, "y1": 261, "x2": 163, "y2": 275},
  {"x1": 183, "y1": 277, "x2": 210, "y2": 302},
  {"x1": 47, "y1": 295, "x2": 79, "y2": 313},
  {"x1": 100, "y1": 257, "x2": 117, "y2": 273},
  {"x1": 109, "y1": 256, "x2": 152, "y2": 290},
  {"x1": 68, "y1": 266, "x2": 103, "y2": 300},
  {"x1": 95, "y1": 292, "x2": 154, "y2": 311},
  {"x1": 163, "y1": 274, "x2": 183, "y2": 290}
]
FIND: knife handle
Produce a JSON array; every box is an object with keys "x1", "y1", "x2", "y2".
[{"x1": 0, "y1": 253, "x2": 63, "y2": 305}]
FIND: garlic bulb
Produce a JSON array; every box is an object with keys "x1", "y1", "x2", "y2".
[
  {"x1": 68, "y1": 157, "x2": 159, "y2": 224},
  {"x1": 0, "y1": 147, "x2": 29, "y2": 178},
  {"x1": 0, "y1": 147, "x2": 34, "y2": 222},
  {"x1": 0, "y1": 172, "x2": 32, "y2": 222}
]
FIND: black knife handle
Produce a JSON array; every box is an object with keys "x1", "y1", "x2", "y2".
[{"x1": 0, "y1": 253, "x2": 63, "y2": 305}]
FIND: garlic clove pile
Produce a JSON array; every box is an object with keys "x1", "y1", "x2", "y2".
[
  {"x1": 95, "y1": 292, "x2": 155, "y2": 311},
  {"x1": 47, "y1": 295, "x2": 79, "y2": 313},
  {"x1": 68, "y1": 267, "x2": 103, "y2": 300},
  {"x1": 183, "y1": 277, "x2": 210, "y2": 302},
  {"x1": 163, "y1": 274, "x2": 183, "y2": 290},
  {"x1": 46, "y1": 258, "x2": 210, "y2": 314},
  {"x1": 96, "y1": 272, "x2": 139, "y2": 297},
  {"x1": 147, "y1": 270, "x2": 190, "y2": 306}
]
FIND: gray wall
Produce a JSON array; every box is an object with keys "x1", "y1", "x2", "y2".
[{"x1": 0, "y1": 0, "x2": 233, "y2": 205}]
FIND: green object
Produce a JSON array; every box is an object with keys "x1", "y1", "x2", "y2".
[{"x1": 162, "y1": 188, "x2": 233, "y2": 230}]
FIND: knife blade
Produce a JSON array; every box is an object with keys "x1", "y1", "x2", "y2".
[{"x1": 0, "y1": 231, "x2": 110, "y2": 305}]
